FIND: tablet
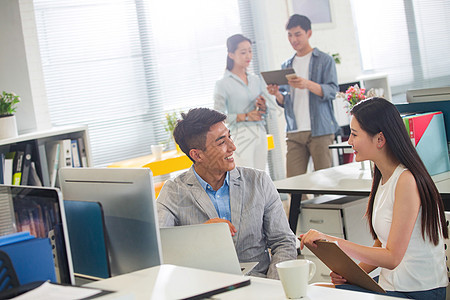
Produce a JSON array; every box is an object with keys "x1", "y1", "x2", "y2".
[
  {"x1": 261, "y1": 68, "x2": 295, "y2": 85},
  {"x1": 304, "y1": 240, "x2": 386, "y2": 293}
]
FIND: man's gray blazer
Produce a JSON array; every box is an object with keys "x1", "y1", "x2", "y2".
[{"x1": 157, "y1": 166, "x2": 297, "y2": 279}]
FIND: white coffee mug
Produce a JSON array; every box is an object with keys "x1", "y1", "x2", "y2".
[
  {"x1": 276, "y1": 259, "x2": 316, "y2": 299},
  {"x1": 151, "y1": 144, "x2": 164, "y2": 160}
]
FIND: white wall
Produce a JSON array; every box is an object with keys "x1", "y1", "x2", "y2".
[
  {"x1": 0, "y1": 0, "x2": 50, "y2": 134},
  {"x1": 254, "y1": 0, "x2": 362, "y2": 83}
]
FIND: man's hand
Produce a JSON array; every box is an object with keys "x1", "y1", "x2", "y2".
[
  {"x1": 288, "y1": 76, "x2": 309, "y2": 89},
  {"x1": 204, "y1": 218, "x2": 237, "y2": 236}
]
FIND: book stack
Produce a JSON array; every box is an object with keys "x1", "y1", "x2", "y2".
[
  {"x1": 45, "y1": 138, "x2": 87, "y2": 187},
  {"x1": 1, "y1": 137, "x2": 88, "y2": 187},
  {"x1": 0, "y1": 144, "x2": 42, "y2": 186}
]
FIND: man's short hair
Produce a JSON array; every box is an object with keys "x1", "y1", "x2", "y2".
[
  {"x1": 173, "y1": 108, "x2": 227, "y2": 162},
  {"x1": 286, "y1": 14, "x2": 311, "y2": 32}
]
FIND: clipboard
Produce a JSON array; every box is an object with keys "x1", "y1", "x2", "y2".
[
  {"x1": 305, "y1": 240, "x2": 386, "y2": 293},
  {"x1": 261, "y1": 68, "x2": 295, "y2": 85}
]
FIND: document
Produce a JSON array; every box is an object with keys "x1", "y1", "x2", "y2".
[{"x1": 11, "y1": 281, "x2": 105, "y2": 300}]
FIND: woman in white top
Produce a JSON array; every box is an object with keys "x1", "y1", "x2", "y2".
[
  {"x1": 300, "y1": 97, "x2": 448, "y2": 299},
  {"x1": 214, "y1": 34, "x2": 270, "y2": 170}
]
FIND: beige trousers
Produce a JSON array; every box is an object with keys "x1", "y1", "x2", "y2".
[{"x1": 286, "y1": 131, "x2": 335, "y2": 178}]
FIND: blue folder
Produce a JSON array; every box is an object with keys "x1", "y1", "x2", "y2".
[{"x1": 0, "y1": 233, "x2": 56, "y2": 284}]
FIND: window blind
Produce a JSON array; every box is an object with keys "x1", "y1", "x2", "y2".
[
  {"x1": 351, "y1": 0, "x2": 450, "y2": 102},
  {"x1": 33, "y1": 0, "x2": 255, "y2": 166}
]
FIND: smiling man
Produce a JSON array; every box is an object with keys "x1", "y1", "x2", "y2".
[{"x1": 156, "y1": 108, "x2": 297, "y2": 279}]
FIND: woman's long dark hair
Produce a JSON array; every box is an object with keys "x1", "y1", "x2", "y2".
[
  {"x1": 351, "y1": 97, "x2": 448, "y2": 245},
  {"x1": 226, "y1": 34, "x2": 251, "y2": 71}
]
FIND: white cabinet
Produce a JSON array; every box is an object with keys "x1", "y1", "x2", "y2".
[
  {"x1": 0, "y1": 125, "x2": 92, "y2": 187},
  {"x1": 297, "y1": 195, "x2": 375, "y2": 283}
]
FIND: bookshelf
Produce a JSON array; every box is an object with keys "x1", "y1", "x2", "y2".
[
  {"x1": 357, "y1": 73, "x2": 392, "y2": 102},
  {"x1": 0, "y1": 125, "x2": 92, "y2": 187}
]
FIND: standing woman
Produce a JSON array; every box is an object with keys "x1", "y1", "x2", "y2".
[
  {"x1": 214, "y1": 34, "x2": 271, "y2": 170},
  {"x1": 301, "y1": 98, "x2": 448, "y2": 299}
]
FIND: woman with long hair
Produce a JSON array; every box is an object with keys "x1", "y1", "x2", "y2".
[
  {"x1": 300, "y1": 97, "x2": 448, "y2": 299},
  {"x1": 213, "y1": 34, "x2": 271, "y2": 170}
]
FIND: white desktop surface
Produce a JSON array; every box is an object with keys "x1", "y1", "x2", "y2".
[
  {"x1": 274, "y1": 161, "x2": 450, "y2": 233},
  {"x1": 85, "y1": 264, "x2": 249, "y2": 300},
  {"x1": 274, "y1": 161, "x2": 450, "y2": 196},
  {"x1": 274, "y1": 161, "x2": 373, "y2": 196},
  {"x1": 86, "y1": 264, "x2": 399, "y2": 300}
]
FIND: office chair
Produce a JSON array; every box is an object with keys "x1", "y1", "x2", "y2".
[{"x1": 0, "y1": 250, "x2": 20, "y2": 293}]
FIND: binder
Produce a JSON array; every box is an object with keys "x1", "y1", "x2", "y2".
[
  {"x1": 20, "y1": 144, "x2": 33, "y2": 186},
  {"x1": 407, "y1": 111, "x2": 441, "y2": 146},
  {"x1": 405, "y1": 111, "x2": 450, "y2": 175},
  {"x1": 60, "y1": 139, "x2": 73, "y2": 168},
  {"x1": 29, "y1": 162, "x2": 43, "y2": 186},
  {"x1": 46, "y1": 142, "x2": 60, "y2": 187},
  {"x1": 4, "y1": 154, "x2": 14, "y2": 185},
  {"x1": 77, "y1": 137, "x2": 88, "y2": 167},
  {"x1": 37, "y1": 144, "x2": 50, "y2": 187},
  {"x1": 71, "y1": 139, "x2": 81, "y2": 168},
  {"x1": 12, "y1": 151, "x2": 24, "y2": 185}
]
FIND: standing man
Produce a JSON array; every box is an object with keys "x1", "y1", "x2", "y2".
[
  {"x1": 267, "y1": 14, "x2": 339, "y2": 178},
  {"x1": 157, "y1": 108, "x2": 297, "y2": 279}
]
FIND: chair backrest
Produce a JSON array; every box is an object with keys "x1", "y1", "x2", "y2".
[
  {"x1": 0, "y1": 250, "x2": 20, "y2": 292},
  {"x1": 64, "y1": 200, "x2": 110, "y2": 279},
  {"x1": 444, "y1": 212, "x2": 450, "y2": 280}
]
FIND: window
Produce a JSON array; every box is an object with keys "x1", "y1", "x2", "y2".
[
  {"x1": 352, "y1": 0, "x2": 450, "y2": 102},
  {"x1": 33, "y1": 0, "x2": 254, "y2": 166}
]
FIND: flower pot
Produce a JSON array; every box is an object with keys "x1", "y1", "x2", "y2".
[{"x1": 0, "y1": 115, "x2": 18, "y2": 140}]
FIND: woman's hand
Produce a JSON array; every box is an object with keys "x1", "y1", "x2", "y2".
[
  {"x1": 255, "y1": 95, "x2": 267, "y2": 112},
  {"x1": 330, "y1": 271, "x2": 347, "y2": 285},
  {"x1": 247, "y1": 109, "x2": 264, "y2": 121},
  {"x1": 299, "y1": 229, "x2": 329, "y2": 250},
  {"x1": 267, "y1": 84, "x2": 280, "y2": 96}
]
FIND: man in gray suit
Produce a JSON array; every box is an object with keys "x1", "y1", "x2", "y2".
[{"x1": 157, "y1": 108, "x2": 297, "y2": 279}]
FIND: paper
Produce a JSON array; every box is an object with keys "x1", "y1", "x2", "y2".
[{"x1": 12, "y1": 281, "x2": 102, "y2": 300}]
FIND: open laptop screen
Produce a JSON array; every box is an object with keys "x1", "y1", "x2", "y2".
[{"x1": 0, "y1": 184, "x2": 74, "y2": 284}]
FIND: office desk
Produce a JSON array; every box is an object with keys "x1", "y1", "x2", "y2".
[
  {"x1": 274, "y1": 161, "x2": 450, "y2": 233},
  {"x1": 86, "y1": 264, "x2": 398, "y2": 299}
]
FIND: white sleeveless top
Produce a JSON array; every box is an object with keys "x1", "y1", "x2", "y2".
[{"x1": 372, "y1": 164, "x2": 447, "y2": 291}]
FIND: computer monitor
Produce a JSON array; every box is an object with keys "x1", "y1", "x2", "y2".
[
  {"x1": 59, "y1": 167, "x2": 162, "y2": 277},
  {"x1": 0, "y1": 184, "x2": 75, "y2": 285}
]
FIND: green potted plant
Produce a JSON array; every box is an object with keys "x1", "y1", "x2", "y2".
[
  {"x1": 0, "y1": 91, "x2": 20, "y2": 139},
  {"x1": 163, "y1": 111, "x2": 182, "y2": 153}
]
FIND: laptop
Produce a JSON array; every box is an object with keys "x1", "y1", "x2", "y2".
[
  {"x1": 0, "y1": 184, "x2": 75, "y2": 285},
  {"x1": 160, "y1": 223, "x2": 257, "y2": 275}
]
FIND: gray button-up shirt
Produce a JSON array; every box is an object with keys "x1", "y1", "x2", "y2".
[{"x1": 278, "y1": 48, "x2": 340, "y2": 136}]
